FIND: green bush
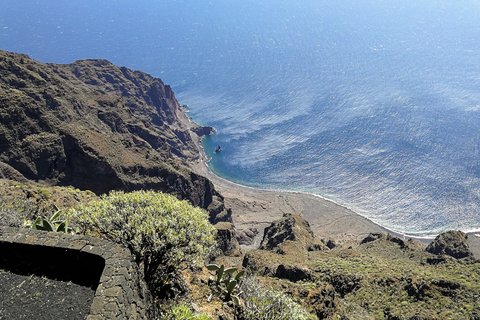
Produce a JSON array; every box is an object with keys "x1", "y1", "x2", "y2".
[
  {"x1": 73, "y1": 190, "x2": 216, "y2": 297},
  {"x1": 238, "y1": 277, "x2": 316, "y2": 320},
  {"x1": 164, "y1": 304, "x2": 212, "y2": 320}
]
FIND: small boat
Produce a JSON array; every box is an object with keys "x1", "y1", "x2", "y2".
[{"x1": 214, "y1": 145, "x2": 222, "y2": 153}]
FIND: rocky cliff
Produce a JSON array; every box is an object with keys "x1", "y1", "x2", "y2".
[{"x1": 0, "y1": 50, "x2": 227, "y2": 221}]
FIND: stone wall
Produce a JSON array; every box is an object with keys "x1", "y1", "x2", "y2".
[{"x1": 0, "y1": 226, "x2": 149, "y2": 319}]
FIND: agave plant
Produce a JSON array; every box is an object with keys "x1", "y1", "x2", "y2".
[
  {"x1": 206, "y1": 264, "x2": 244, "y2": 304},
  {"x1": 31, "y1": 209, "x2": 74, "y2": 233}
]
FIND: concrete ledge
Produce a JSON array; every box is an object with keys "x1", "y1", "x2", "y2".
[{"x1": 0, "y1": 227, "x2": 148, "y2": 319}]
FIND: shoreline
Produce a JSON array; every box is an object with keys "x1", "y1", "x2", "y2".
[
  {"x1": 182, "y1": 113, "x2": 480, "y2": 255},
  {"x1": 186, "y1": 127, "x2": 386, "y2": 245}
]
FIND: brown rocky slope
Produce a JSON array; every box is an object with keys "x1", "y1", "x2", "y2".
[{"x1": 0, "y1": 50, "x2": 228, "y2": 222}]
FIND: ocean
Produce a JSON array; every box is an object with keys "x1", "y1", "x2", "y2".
[{"x1": 1, "y1": 0, "x2": 480, "y2": 237}]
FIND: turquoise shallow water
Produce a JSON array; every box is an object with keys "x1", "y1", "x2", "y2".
[{"x1": 1, "y1": 0, "x2": 480, "y2": 236}]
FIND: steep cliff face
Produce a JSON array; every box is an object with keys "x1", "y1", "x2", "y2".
[{"x1": 0, "y1": 50, "x2": 227, "y2": 221}]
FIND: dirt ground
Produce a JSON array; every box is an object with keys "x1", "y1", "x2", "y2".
[{"x1": 0, "y1": 268, "x2": 95, "y2": 320}]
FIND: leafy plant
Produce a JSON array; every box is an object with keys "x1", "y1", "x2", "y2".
[
  {"x1": 207, "y1": 264, "x2": 244, "y2": 304},
  {"x1": 73, "y1": 190, "x2": 216, "y2": 299},
  {"x1": 238, "y1": 277, "x2": 316, "y2": 320},
  {"x1": 31, "y1": 209, "x2": 73, "y2": 233},
  {"x1": 164, "y1": 304, "x2": 212, "y2": 320}
]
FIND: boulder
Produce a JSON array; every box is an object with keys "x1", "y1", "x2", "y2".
[
  {"x1": 360, "y1": 233, "x2": 384, "y2": 244},
  {"x1": 426, "y1": 231, "x2": 474, "y2": 260},
  {"x1": 214, "y1": 222, "x2": 242, "y2": 257},
  {"x1": 191, "y1": 126, "x2": 215, "y2": 137},
  {"x1": 274, "y1": 264, "x2": 313, "y2": 282},
  {"x1": 236, "y1": 227, "x2": 259, "y2": 246},
  {"x1": 259, "y1": 213, "x2": 325, "y2": 253}
]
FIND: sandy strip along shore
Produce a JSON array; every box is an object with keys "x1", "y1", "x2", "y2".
[
  {"x1": 182, "y1": 111, "x2": 480, "y2": 257},
  {"x1": 192, "y1": 154, "x2": 386, "y2": 248}
]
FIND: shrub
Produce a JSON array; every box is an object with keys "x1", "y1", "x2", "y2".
[
  {"x1": 164, "y1": 304, "x2": 212, "y2": 320},
  {"x1": 238, "y1": 277, "x2": 316, "y2": 320},
  {"x1": 0, "y1": 195, "x2": 35, "y2": 227},
  {"x1": 73, "y1": 190, "x2": 216, "y2": 298}
]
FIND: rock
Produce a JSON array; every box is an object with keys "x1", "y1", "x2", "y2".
[
  {"x1": 360, "y1": 233, "x2": 384, "y2": 244},
  {"x1": 259, "y1": 213, "x2": 322, "y2": 253},
  {"x1": 431, "y1": 279, "x2": 462, "y2": 297},
  {"x1": 426, "y1": 231, "x2": 474, "y2": 260},
  {"x1": 325, "y1": 239, "x2": 337, "y2": 249},
  {"x1": 236, "y1": 227, "x2": 259, "y2": 246},
  {"x1": 405, "y1": 278, "x2": 432, "y2": 301},
  {"x1": 214, "y1": 222, "x2": 242, "y2": 257},
  {"x1": 0, "y1": 161, "x2": 28, "y2": 182},
  {"x1": 274, "y1": 264, "x2": 313, "y2": 282},
  {"x1": 330, "y1": 274, "x2": 362, "y2": 298},
  {"x1": 360, "y1": 233, "x2": 418, "y2": 250},
  {"x1": 307, "y1": 284, "x2": 337, "y2": 320},
  {"x1": 241, "y1": 252, "x2": 275, "y2": 276},
  {"x1": 310, "y1": 239, "x2": 336, "y2": 251},
  {"x1": 425, "y1": 255, "x2": 451, "y2": 265},
  {"x1": 191, "y1": 126, "x2": 215, "y2": 137}
]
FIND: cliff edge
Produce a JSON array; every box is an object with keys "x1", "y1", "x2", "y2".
[{"x1": 0, "y1": 50, "x2": 227, "y2": 221}]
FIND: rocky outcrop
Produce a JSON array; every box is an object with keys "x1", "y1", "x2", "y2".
[
  {"x1": 0, "y1": 50, "x2": 228, "y2": 221},
  {"x1": 307, "y1": 285, "x2": 337, "y2": 320},
  {"x1": 274, "y1": 264, "x2": 313, "y2": 282},
  {"x1": 192, "y1": 126, "x2": 215, "y2": 137},
  {"x1": 426, "y1": 231, "x2": 474, "y2": 260},
  {"x1": 360, "y1": 233, "x2": 384, "y2": 244},
  {"x1": 214, "y1": 222, "x2": 242, "y2": 257},
  {"x1": 259, "y1": 213, "x2": 327, "y2": 253},
  {"x1": 329, "y1": 274, "x2": 362, "y2": 298},
  {"x1": 360, "y1": 232, "x2": 418, "y2": 250},
  {"x1": 236, "y1": 227, "x2": 259, "y2": 246}
]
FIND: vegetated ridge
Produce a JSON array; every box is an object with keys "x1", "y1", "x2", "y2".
[{"x1": 0, "y1": 50, "x2": 228, "y2": 222}]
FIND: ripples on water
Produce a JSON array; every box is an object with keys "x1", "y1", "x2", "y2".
[{"x1": 1, "y1": 0, "x2": 480, "y2": 236}]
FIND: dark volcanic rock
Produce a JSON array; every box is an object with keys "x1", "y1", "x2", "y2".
[
  {"x1": 361, "y1": 233, "x2": 417, "y2": 250},
  {"x1": 330, "y1": 274, "x2": 362, "y2": 298},
  {"x1": 274, "y1": 264, "x2": 313, "y2": 282},
  {"x1": 214, "y1": 222, "x2": 242, "y2": 257},
  {"x1": 192, "y1": 126, "x2": 215, "y2": 137},
  {"x1": 259, "y1": 213, "x2": 326, "y2": 253},
  {"x1": 0, "y1": 50, "x2": 228, "y2": 221},
  {"x1": 426, "y1": 231, "x2": 473, "y2": 260},
  {"x1": 308, "y1": 285, "x2": 337, "y2": 320},
  {"x1": 405, "y1": 278, "x2": 432, "y2": 301},
  {"x1": 360, "y1": 233, "x2": 384, "y2": 244}
]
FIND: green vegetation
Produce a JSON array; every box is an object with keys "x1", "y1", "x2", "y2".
[
  {"x1": 73, "y1": 190, "x2": 216, "y2": 298},
  {"x1": 0, "y1": 179, "x2": 96, "y2": 224},
  {"x1": 0, "y1": 179, "x2": 96, "y2": 228},
  {"x1": 238, "y1": 277, "x2": 316, "y2": 320},
  {"x1": 207, "y1": 264, "x2": 244, "y2": 304},
  {"x1": 31, "y1": 209, "x2": 73, "y2": 233},
  {"x1": 244, "y1": 238, "x2": 480, "y2": 319},
  {"x1": 164, "y1": 304, "x2": 212, "y2": 320}
]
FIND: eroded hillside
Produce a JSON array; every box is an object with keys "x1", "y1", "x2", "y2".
[{"x1": 0, "y1": 51, "x2": 227, "y2": 221}]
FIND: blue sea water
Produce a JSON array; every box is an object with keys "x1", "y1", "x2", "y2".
[{"x1": 1, "y1": 0, "x2": 480, "y2": 237}]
